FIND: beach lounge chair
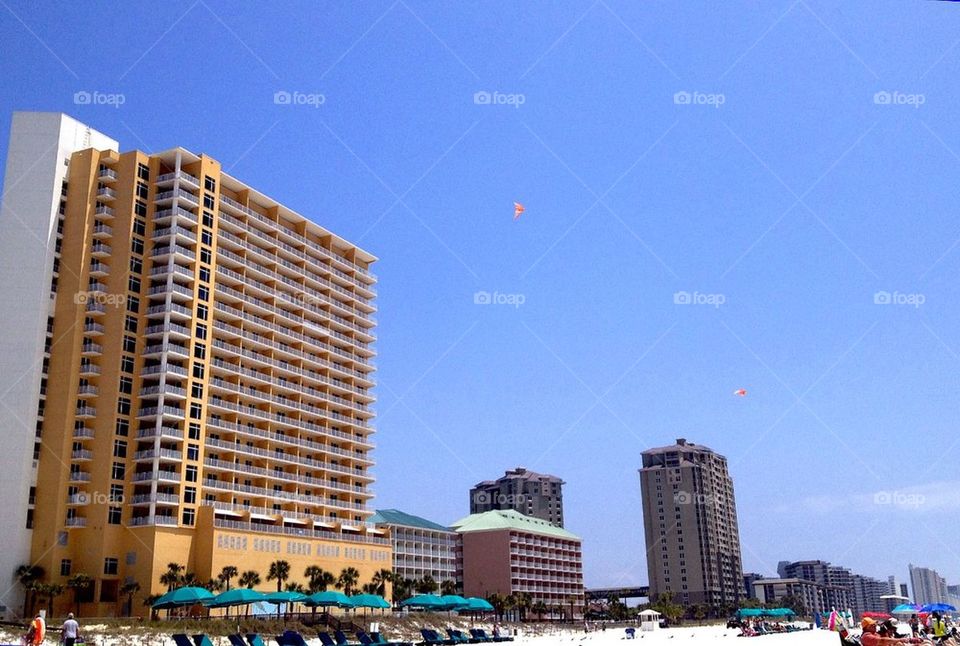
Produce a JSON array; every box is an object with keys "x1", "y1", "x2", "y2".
[
  {"x1": 467, "y1": 630, "x2": 491, "y2": 643},
  {"x1": 420, "y1": 629, "x2": 457, "y2": 645},
  {"x1": 173, "y1": 635, "x2": 194, "y2": 646},
  {"x1": 246, "y1": 635, "x2": 269, "y2": 646},
  {"x1": 366, "y1": 631, "x2": 413, "y2": 646},
  {"x1": 334, "y1": 630, "x2": 364, "y2": 646},
  {"x1": 319, "y1": 632, "x2": 338, "y2": 646},
  {"x1": 228, "y1": 636, "x2": 248, "y2": 646},
  {"x1": 278, "y1": 631, "x2": 311, "y2": 646},
  {"x1": 471, "y1": 629, "x2": 511, "y2": 643},
  {"x1": 193, "y1": 636, "x2": 216, "y2": 646},
  {"x1": 446, "y1": 629, "x2": 479, "y2": 643}
]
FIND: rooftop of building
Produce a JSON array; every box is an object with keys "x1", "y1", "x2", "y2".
[
  {"x1": 370, "y1": 509, "x2": 453, "y2": 533},
  {"x1": 473, "y1": 466, "x2": 564, "y2": 488},
  {"x1": 641, "y1": 438, "x2": 719, "y2": 456},
  {"x1": 451, "y1": 509, "x2": 579, "y2": 540}
]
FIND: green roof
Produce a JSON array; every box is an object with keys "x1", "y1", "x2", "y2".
[
  {"x1": 450, "y1": 509, "x2": 580, "y2": 540},
  {"x1": 371, "y1": 509, "x2": 453, "y2": 532}
]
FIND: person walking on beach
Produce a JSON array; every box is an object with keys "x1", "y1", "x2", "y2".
[
  {"x1": 24, "y1": 613, "x2": 45, "y2": 645},
  {"x1": 60, "y1": 613, "x2": 79, "y2": 646}
]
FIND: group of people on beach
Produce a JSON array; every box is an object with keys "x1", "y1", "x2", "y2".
[
  {"x1": 20, "y1": 612, "x2": 80, "y2": 645},
  {"x1": 859, "y1": 612, "x2": 957, "y2": 645}
]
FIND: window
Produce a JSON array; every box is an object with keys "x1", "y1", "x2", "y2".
[
  {"x1": 111, "y1": 462, "x2": 125, "y2": 480},
  {"x1": 199, "y1": 266, "x2": 210, "y2": 283},
  {"x1": 130, "y1": 238, "x2": 143, "y2": 255},
  {"x1": 189, "y1": 403, "x2": 202, "y2": 420},
  {"x1": 134, "y1": 200, "x2": 147, "y2": 217},
  {"x1": 124, "y1": 315, "x2": 138, "y2": 333},
  {"x1": 192, "y1": 363, "x2": 205, "y2": 379},
  {"x1": 191, "y1": 382, "x2": 204, "y2": 398},
  {"x1": 120, "y1": 356, "x2": 135, "y2": 374},
  {"x1": 185, "y1": 466, "x2": 197, "y2": 482},
  {"x1": 107, "y1": 507, "x2": 121, "y2": 525},
  {"x1": 110, "y1": 484, "x2": 124, "y2": 502},
  {"x1": 136, "y1": 182, "x2": 148, "y2": 199},
  {"x1": 203, "y1": 195, "x2": 215, "y2": 209},
  {"x1": 201, "y1": 230, "x2": 213, "y2": 246},
  {"x1": 137, "y1": 163, "x2": 150, "y2": 180},
  {"x1": 117, "y1": 398, "x2": 131, "y2": 416},
  {"x1": 60, "y1": 559, "x2": 71, "y2": 576},
  {"x1": 195, "y1": 323, "x2": 207, "y2": 340},
  {"x1": 133, "y1": 218, "x2": 146, "y2": 236},
  {"x1": 188, "y1": 423, "x2": 201, "y2": 440},
  {"x1": 115, "y1": 418, "x2": 129, "y2": 436},
  {"x1": 197, "y1": 304, "x2": 208, "y2": 320},
  {"x1": 200, "y1": 248, "x2": 211, "y2": 264},
  {"x1": 104, "y1": 557, "x2": 119, "y2": 575},
  {"x1": 126, "y1": 295, "x2": 140, "y2": 313},
  {"x1": 198, "y1": 286, "x2": 209, "y2": 302},
  {"x1": 184, "y1": 486, "x2": 196, "y2": 504},
  {"x1": 129, "y1": 257, "x2": 142, "y2": 275},
  {"x1": 123, "y1": 336, "x2": 137, "y2": 353},
  {"x1": 204, "y1": 176, "x2": 216, "y2": 192},
  {"x1": 182, "y1": 508, "x2": 196, "y2": 526},
  {"x1": 202, "y1": 211, "x2": 214, "y2": 228},
  {"x1": 113, "y1": 439, "x2": 127, "y2": 458},
  {"x1": 187, "y1": 444, "x2": 199, "y2": 461}
]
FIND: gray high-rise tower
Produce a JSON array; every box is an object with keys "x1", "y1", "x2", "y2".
[
  {"x1": 469, "y1": 467, "x2": 564, "y2": 527},
  {"x1": 640, "y1": 439, "x2": 743, "y2": 606}
]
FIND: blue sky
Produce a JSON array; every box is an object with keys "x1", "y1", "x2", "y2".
[{"x1": 2, "y1": 1, "x2": 960, "y2": 591}]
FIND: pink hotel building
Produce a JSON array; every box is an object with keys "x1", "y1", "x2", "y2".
[{"x1": 452, "y1": 509, "x2": 584, "y2": 617}]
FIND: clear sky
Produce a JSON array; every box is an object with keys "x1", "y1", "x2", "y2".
[{"x1": 2, "y1": 1, "x2": 960, "y2": 592}]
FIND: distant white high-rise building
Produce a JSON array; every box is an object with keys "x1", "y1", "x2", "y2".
[{"x1": 909, "y1": 564, "x2": 948, "y2": 605}]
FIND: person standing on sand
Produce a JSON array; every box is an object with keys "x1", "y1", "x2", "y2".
[
  {"x1": 27, "y1": 613, "x2": 45, "y2": 645},
  {"x1": 60, "y1": 613, "x2": 79, "y2": 646}
]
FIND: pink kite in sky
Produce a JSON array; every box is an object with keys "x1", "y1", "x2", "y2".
[{"x1": 513, "y1": 202, "x2": 525, "y2": 220}]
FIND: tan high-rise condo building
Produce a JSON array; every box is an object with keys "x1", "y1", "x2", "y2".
[
  {"x1": 0, "y1": 112, "x2": 387, "y2": 618},
  {"x1": 639, "y1": 439, "x2": 743, "y2": 607}
]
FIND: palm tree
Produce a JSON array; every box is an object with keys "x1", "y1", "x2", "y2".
[
  {"x1": 285, "y1": 582, "x2": 306, "y2": 593},
  {"x1": 371, "y1": 569, "x2": 393, "y2": 597},
  {"x1": 415, "y1": 574, "x2": 437, "y2": 594},
  {"x1": 239, "y1": 570, "x2": 261, "y2": 589},
  {"x1": 531, "y1": 600, "x2": 548, "y2": 622},
  {"x1": 144, "y1": 594, "x2": 161, "y2": 621},
  {"x1": 181, "y1": 572, "x2": 200, "y2": 587},
  {"x1": 440, "y1": 579, "x2": 458, "y2": 596},
  {"x1": 119, "y1": 582, "x2": 141, "y2": 617},
  {"x1": 266, "y1": 560, "x2": 291, "y2": 592},
  {"x1": 66, "y1": 573, "x2": 92, "y2": 616},
  {"x1": 35, "y1": 583, "x2": 64, "y2": 616},
  {"x1": 307, "y1": 567, "x2": 336, "y2": 594},
  {"x1": 336, "y1": 567, "x2": 360, "y2": 596},
  {"x1": 392, "y1": 578, "x2": 414, "y2": 603},
  {"x1": 205, "y1": 578, "x2": 224, "y2": 592},
  {"x1": 160, "y1": 563, "x2": 185, "y2": 591},
  {"x1": 488, "y1": 593, "x2": 505, "y2": 622},
  {"x1": 218, "y1": 566, "x2": 238, "y2": 591},
  {"x1": 503, "y1": 594, "x2": 517, "y2": 623},
  {"x1": 361, "y1": 582, "x2": 378, "y2": 594},
  {"x1": 14, "y1": 564, "x2": 43, "y2": 617}
]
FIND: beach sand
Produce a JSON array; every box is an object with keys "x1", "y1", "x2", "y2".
[{"x1": 0, "y1": 624, "x2": 842, "y2": 645}]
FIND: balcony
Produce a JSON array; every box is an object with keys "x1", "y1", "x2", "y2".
[
  {"x1": 65, "y1": 517, "x2": 87, "y2": 528},
  {"x1": 73, "y1": 426, "x2": 95, "y2": 440},
  {"x1": 139, "y1": 384, "x2": 187, "y2": 400},
  {"x1": 155, "y1": 188, "x2": 199, "y2": 207},
  {"x1": 78, "y1": 362, "x2": 100, "y2": 376},
  {"x1": 91, "y1": 242, "x2": 112, "y2": 258},
  {"x1": 80, "y1": 342, "x2": 102, "y2": 356},
  {"x1": 130, "y1": 493, "x2": 180, "y2": 506},
  {"x1": 136, "y1": 426, "x2": 183, "y2": 440},
  {"x1": 142, "y1": 342, "x2": 189, "y2": 359},
  {"x1": 75, "y1": 406, "x2": 96, "y2": 419},
  {"x1": 85, "y1": 301, "x2": 106, "y2": 316},
  {"x1": 96, "y1": 187, "x2": 116, "y2": 201},
  {"x1": 152, "y1": 226, "x2": 197, "y2": 245},
  {"x1": 132, "y1": 470, "x2": 180, "y2": 483},
  {"x1": 136, "y1": 405, "x2": 185, "y2": 420},
  {"x1": 154, "y1": 206, "x2": 198, "y2": 226},
  {"x1": 94, "y1": 204, "x2": 114, "y2": 219},
  {"x1": 98, "y1": 167, "x2": 118, "y2": 182},
  {"x1": 76, "y1": 384, "x2": 98, "y2": 398},
  {"x1": 89, "y1": 261, "x2": 109, "y2": 277},
  {"x1": 71, "y1": 449, "x2": 93, "y2": 461},
  {"x1": 129, "y1": 515, "x2": 178, "y2": 527},
  {"x1": 150, "y1": 245, "x2": 195, "y2": 262},
  {"x1": 133, "y1": 448, "x2": 183, "y2": 462},
  {"x1": 92, "y1": 223, "x2": 112, "y2": 238},
  {"x1": 156, "y1": 171, "x2": 200, "y2": 188},
  {"x1": 69, "y1": 471, "x2": 91, "y2": 483}
]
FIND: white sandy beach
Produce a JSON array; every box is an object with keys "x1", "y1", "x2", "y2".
[{"x1": 0, "y1": 624, "x2": 842, "y2": 646}]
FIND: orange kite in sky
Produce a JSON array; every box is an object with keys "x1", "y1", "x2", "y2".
[{"x1": 513, "y1": 202, "x2": 525, "y2": 220}]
